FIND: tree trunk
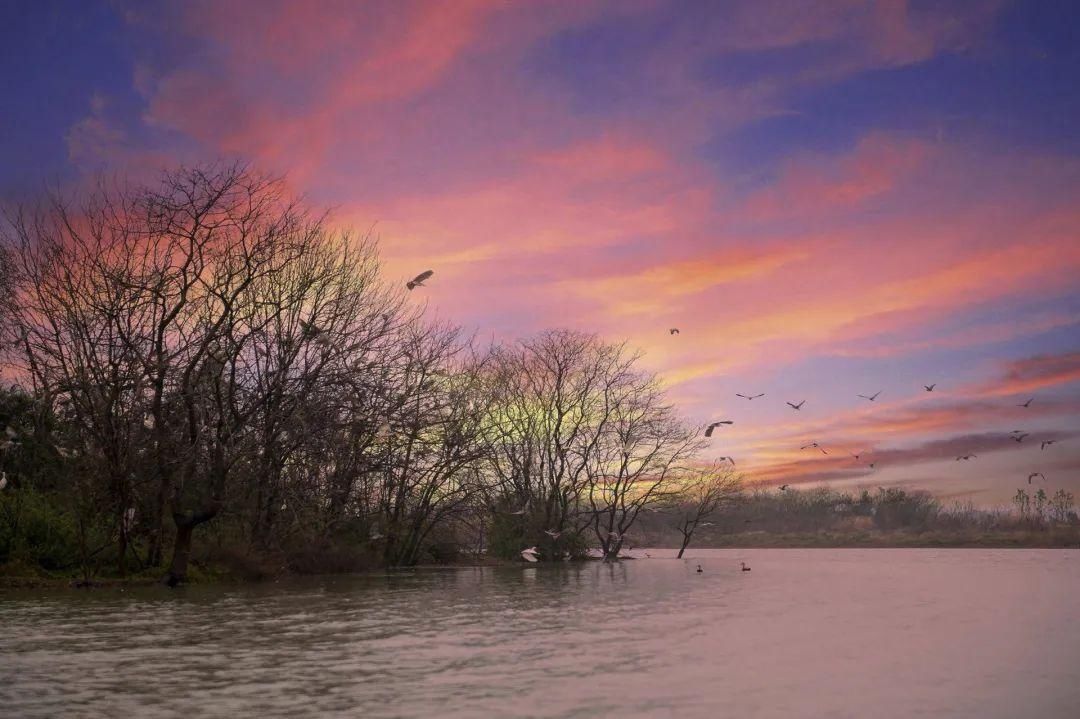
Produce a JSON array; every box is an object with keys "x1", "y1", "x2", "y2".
[
  {"x1": 676, "y1": 533, "x2": 691, "y2": 559},
  {"x1": 164, "y1": 520, "x2": 194, "y2": 587}
]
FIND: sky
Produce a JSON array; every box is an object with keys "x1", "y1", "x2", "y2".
[{"x1": 1, "y1": 0, "x2": 1078, "y2": 505}]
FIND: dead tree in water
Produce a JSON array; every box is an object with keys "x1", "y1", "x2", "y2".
[{"x1": 671, "y1": 463, "x2": 742, "y2": 559}]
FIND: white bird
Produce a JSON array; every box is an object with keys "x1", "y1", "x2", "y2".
[
  {"x1": 736, "y1": 393, "x2": 764, "y2": 400},
  {"x1": 857, "y1": 391, "x2": 882, "y2": 402},
  {"x1": 124, "y1": 507, "x2": 136, "y2": 528},
  {"x1": 407, "y1": 270, "x2": 434, "y2": 290},
  {"x1": 544, "y1": 529, "x2": 562, "y2": 540},
  {"x1": 787, "y1": 400, "x2": 805, "y2": 410},
  {"x1": 0, "y1": 472, "x2": 7, "y2": 490},
  {"x1": 1028, "y1": 472, "x2": 1045, "y2": 484},
  {"x1": 521, "y1": 546, "x2": 539, "y2": 563},
  {"x1": 4, "y1": 425, "x2": 15, "y2": 438},
  {"x1": 704, "y1": 421, "x2": 734, "y2": 437}
]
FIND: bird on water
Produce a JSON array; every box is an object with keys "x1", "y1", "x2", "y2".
[{"x1": 741, "y1": 562, "x2": 751, "y2": 572}]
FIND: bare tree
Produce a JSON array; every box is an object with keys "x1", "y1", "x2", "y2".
[{"x1": 669, "y1": 463, "x2": 743, "y2": 559}]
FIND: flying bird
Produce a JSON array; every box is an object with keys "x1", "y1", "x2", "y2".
[
  {"x1": 544, "y1": 530, "x2": 562, "y2": 540},
  {"x1": 1041, "y1": 440, "x2": 1056, "y2": 451},
  {"x1": 924, "y1": 384, "x2": 936, "y2": 392},
  {"x1": 868, "y1": 462, "x2": 876, "y2": 469},
  {"x1": 717, "y1": 456, "x2": 736, "y2": 465},
  {"x1": 778, "y1": 484, "x2": 789, "y2": 491},
  {"x1": 786, "y1": 400, "x2": 805, "y2": 410},
  {"x1": 1017, "y1": 398, "x2": 1034, "y2": 408},
  {"x1": 407, "y1": 270, "x2": 434, "y2": 290},
  {"x1": 704, "y1": 421, "x2": 734, "y2": 437},
  {"x1": 1012, "y1": 433, "x2": 1029, "y2": 443},
  {"x1": 520, "y1": 547, "x2": 539, "y2": 563},
  {"x1": 736, "y1": 393, "x2": 765, "y2": 400},
  {"x1": 669, "y1": 328, "x2": 680, "y2": 335},
  {"x1": 800, "y1": 442, "x2": 828, "y2": 455},
  {"x1": 849, "y1": 451, "x2": 862, "y2": 460},
  {"x1": 956, "y1": 454, "x2": 976, "y2": 461},
  {"x1": 1028, "y1": 472, "x2": 1046, "y2": 484},
  {"x1": 857, "y1": 391, "x2": 882, "y2": 402}
]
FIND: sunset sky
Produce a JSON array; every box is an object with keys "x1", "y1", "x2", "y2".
[{"x1": 2, "y1": 0, "x2": 1078, "y2": 505}]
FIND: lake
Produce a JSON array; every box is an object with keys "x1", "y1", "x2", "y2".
[{"x1": 1, "y1": 549, "x2": 1077, "y2": 718}]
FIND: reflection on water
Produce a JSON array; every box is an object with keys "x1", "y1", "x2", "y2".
[{"x1": 2, "y1": 549, "x2": 1078, "y2": 718}]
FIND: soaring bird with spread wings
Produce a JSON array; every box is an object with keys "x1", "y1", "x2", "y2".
[
  {"x1": 704, "y1": 421, "x2": 734, "y2": 437},
  {"x1": 736, "y1": 393, "x2": 765, "y2": 400},
  {"x1": 407, "y1": 270, "x2": 434, "y2": 290},
  {"x1": 857, "y1": 391, "x2": 882, "y2": 402},
  {"x1": 786, "y1": 400, "x2": 805, "y2": 410}
]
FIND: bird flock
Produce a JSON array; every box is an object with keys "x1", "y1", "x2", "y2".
[{"x1": 653, "y1": 327, "x2": 1064, "y2": 494}]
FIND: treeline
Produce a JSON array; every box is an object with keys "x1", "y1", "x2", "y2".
[
  {"x1": 634, "y1": 485, "x2": 1079, "y2": 547},
  {"x1": 0, "y1": 165, "x2": 726, "y2": 584}
]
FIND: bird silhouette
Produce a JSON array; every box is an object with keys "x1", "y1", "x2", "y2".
[
  {"x1": 868, "y1": 462, "x2": 876, "y2": 469},
  {"x1": 1028, "y1": 472, "x2": 1046, "y2": 484},
  {"x1": 669, "y1": 328, "x2": 680, "y2": 335},
  {"x1": 696, "y1": 564, "x2": 703, "y2": 573},
  {"x1": 717, "y1": 456, "x2": 736, "y2": 465},
  {"x1": 407, "y1": 269, "x2": 434, "y2": 290},
  {"x1": 786, "y1": 400, "x2": 805, "y2": 410},
  {"x1": 1012, "y1": 433, "x2": 1029, "y2": 443},
  {"x1": 956, "y1": 454, "x2": 977, "y2": 461},
  {"x1": 800, "y1": 442, "x2": 828, "y2": 455},
  {"x1": 736, "y1": 393, "x2": 765, "y2": 400},
  {"x1": 778, "y1": 484, "x2": 789, "y2": 491},
  {"x1": 1017, "y1": 398, "x2": 1034, "y2": 408},
  {"x1": 857, "y1": 391, "x2": 882, "y2": 402},
  {"x1": 924, "y1": 384, "x2": 936, "y2": 392},
  {"x1": 299, "y1": 319, "x2": 323, "y2": 337},
  {"x1": 1041, "y1": 440, "x2": 1056, "y2": 450},
  {"x1": 741, "y1": 562, "x2": 751, "y2": 572},
  {"x1": 849, "y1": 451, "x2": 862, "y2": 460},
  {"x1": 704, "y1": 421, "x2": 734, "y2": 437}
]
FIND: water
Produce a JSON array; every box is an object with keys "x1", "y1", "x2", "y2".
[{"x1": 1, "y1": 549, "x2": 1077, "y2": 718}]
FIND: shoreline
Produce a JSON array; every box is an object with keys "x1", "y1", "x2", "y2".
[{"x1": 4, "y1": 535, "x2": 1077, "y2": 591}]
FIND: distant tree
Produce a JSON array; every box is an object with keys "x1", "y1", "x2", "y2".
[
  {"x1": 1050, "y1": 489, "x2": 1074, "y2": 523},
  {"x1": 1033, "y1": 488, "x2": 1048, "y2": 524},
  {"x1": 1013, "y1": 488, "x2": 1031, "y2": 520}
]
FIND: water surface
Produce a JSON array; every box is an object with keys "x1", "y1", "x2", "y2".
[{"x1": 2, "y1": 549, "x2": 1077, "y2": 718}]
